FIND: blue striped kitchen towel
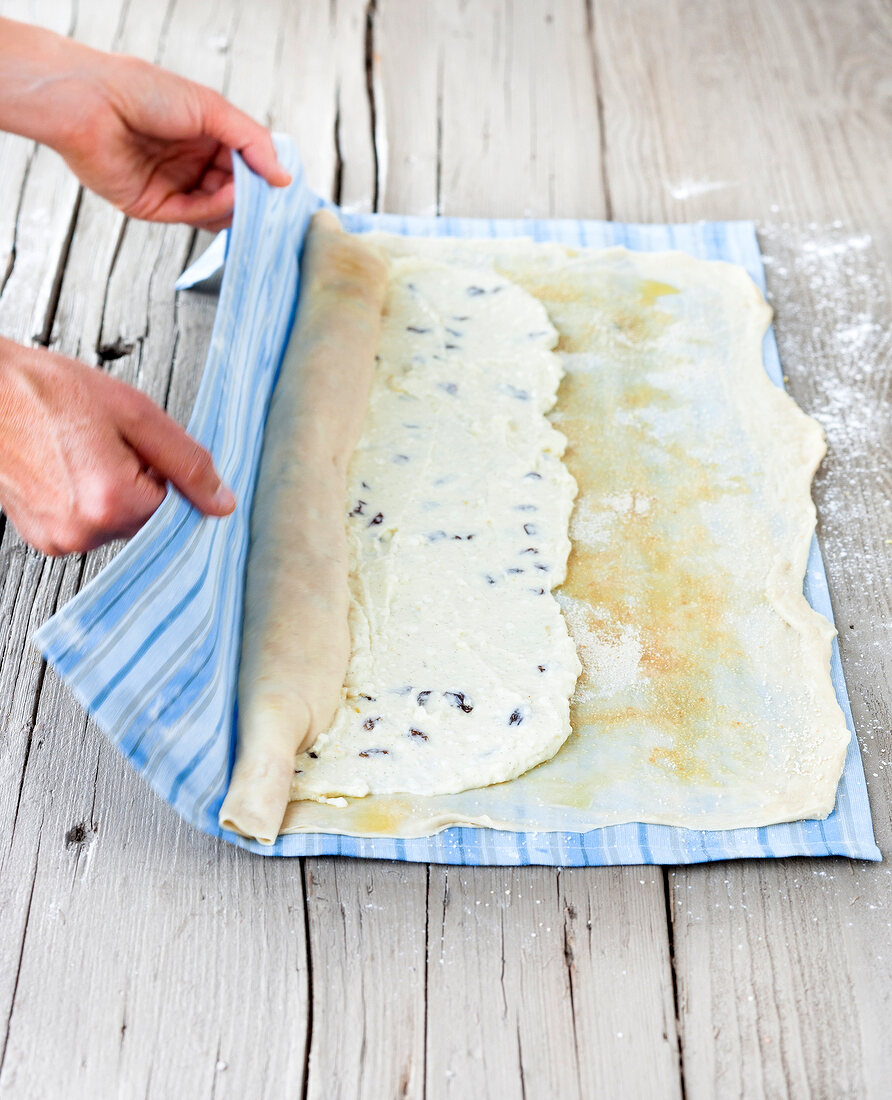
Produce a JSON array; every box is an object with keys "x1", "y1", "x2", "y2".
[{"x1": 33, "y1": 136, "x2": 880, "y2": 865}]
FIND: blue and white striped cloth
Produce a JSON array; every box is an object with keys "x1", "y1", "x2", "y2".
[{"x1": 34, "y1": 137, "x2": 880, "y2": 865}]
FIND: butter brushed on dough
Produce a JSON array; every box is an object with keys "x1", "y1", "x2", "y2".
[{"x1": 219, "y1": 210, "x2": 387, "y2": 844}]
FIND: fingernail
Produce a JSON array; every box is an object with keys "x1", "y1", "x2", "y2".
[{"x1": 213, "y1": 481, "x2": 236, "y2": 512}]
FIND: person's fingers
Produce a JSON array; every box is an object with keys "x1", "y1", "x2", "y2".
[
  {"x1": 211, "y1": 145, "x2": 233, "y2": 172},
  {"x1": 193, "y1": 213, "x2": 234, "y2": 233},
  {"x1": 197, "y1": 166, "x2": 231, "y2": 195},
  {"x1": 127, "y1": 464, "x2": 169, "y2": 520},
  {"x1": 195, "y1": 86, "x2": 291, "y2": 187},
  {"x1": 83, "y1": 462, "x2": 167, "y2": 547},
  {"x1": 50, "y1": 444, "x2": 167, "y2": 554},
  {"x1": 152, "y1": 179, "x2": 235, "y2": 226},
  {"x1": 143, "y1": 465, "x2": 166, "y2": 489},
  {"x1": 117, "y1": 393, "x2": 235, "y2": 516}
]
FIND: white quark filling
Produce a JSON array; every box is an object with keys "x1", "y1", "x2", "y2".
[{"x1": 291, "y1": 256, "x2": 581, "y2": 802}]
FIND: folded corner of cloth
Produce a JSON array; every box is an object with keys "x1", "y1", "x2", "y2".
[{"x1": 218, "y1": 209, "x2": 388, "y2": 844}]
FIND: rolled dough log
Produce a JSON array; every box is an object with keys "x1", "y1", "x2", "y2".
[{"x1": 219, "y1": 210, "x2": 387, "y2": 844}]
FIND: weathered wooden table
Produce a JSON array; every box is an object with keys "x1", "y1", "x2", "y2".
[{"x1": 1, "y1": 2, "x2": 890, "y2": 1096}]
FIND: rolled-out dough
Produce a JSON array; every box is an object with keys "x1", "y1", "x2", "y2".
[
  {"x1": 219, "y1": 210, "x2": 387, "y2": 844},
  {"x1": 278, "y1": 235, "x2": 849, "y2": 837}
]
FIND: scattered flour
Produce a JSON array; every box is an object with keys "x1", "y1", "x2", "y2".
[
  {"x1": 758, "y1": 220, "x2": 892, "y2": 743},
  {"x1": 665, "y1": 179, "x2": 734, "y2": 201}
]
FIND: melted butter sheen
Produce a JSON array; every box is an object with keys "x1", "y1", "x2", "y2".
[
  {"x1": 291, "y1": 257, "x2": 581, "y2": 801},
  {"x1": 511, "y1": 262, "x2": 750, "y2": 784}
]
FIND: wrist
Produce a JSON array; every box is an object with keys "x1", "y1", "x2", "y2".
[{"x1": 0, "y1": 18, "x2": 117, "y2": 152}]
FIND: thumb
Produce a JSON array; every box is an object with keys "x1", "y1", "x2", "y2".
[
  {"x1": 120, "y1": 396, "x2": 235, "y2": 516},
  {"x1": 197, "y1": 87, "x2": 291, "y2": 187}
]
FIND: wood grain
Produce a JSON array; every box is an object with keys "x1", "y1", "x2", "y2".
[
  {"x1": 591, "y1": 1, "x2": 892, "y2": 1095},
  {"x1": 303, "y1": 859, "x2": 428, "y2": 1100},
  {"x1": 370, "y1": 6, "x2": 678, "y2": 1099},
  {"x1": 0, "y1": 1, "x2": 889, "y2": 1098},
  {"x1": 425, "y1": 866, "x2": 681, "y2": 1099},
  {"x1": 0, "y1": 2, "x2": 319, "y2": 1095}
]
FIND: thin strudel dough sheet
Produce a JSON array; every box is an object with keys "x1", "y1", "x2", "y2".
[{"x1": 280, "y1": 235, "x2": 849, "y2": 837}]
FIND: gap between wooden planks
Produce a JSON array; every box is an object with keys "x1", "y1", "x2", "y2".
[{"x1": 0, "y1": 1, "x2": 890, "y2": 1098}]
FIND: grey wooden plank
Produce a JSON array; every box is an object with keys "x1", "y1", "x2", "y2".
[
  {"x1": 0, "y1": 2, "x2": 314, "y2": 1096},
  {"x1": 591, "y1": 1, "x2": 892, "y2": 1095},
  {"x1": 374, "y1": 0, "x2": 440, "y2": 215},
  {"x1": 376, "y1": 0, "x2": 606, "y2": 220},
  {"x1": 0, "y1": 0, "x2": 131, "y2": 1074},
  {"x1": 256, "y1": 6, "x2": 434, "y2": 1098},
  {"x1": 291, "y1": 5, "x2": 672, "y2": 1098},
  {"x1": 437, "y1": 0, "x2": 605, "y2": 220},
  {"x1": 264, "y1": 0, "x2": 376, "y2": 211},
  {"x1": 426, "y1": 866, "x2": 681, "y2": 1100},
  {"x1": 367, "y1": 4, "x2": 680, "y2": 1098},
  {"x1": 4, "y1": 3, "x2": 887, "y2": 1100},
  {"x1": 1, "y1": 681, "x2": 309, "y2": 1100},
  {"x1": 303, "y1": 859, "x2": 428, "y2": 1100}
]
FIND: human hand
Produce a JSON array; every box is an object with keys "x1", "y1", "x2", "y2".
[
  {"x1": 0, "y1": 18, "x2": 290, "y2": 231},
  {"x1": 0, "y1": 337, "x2": 235, "y2": 556}
]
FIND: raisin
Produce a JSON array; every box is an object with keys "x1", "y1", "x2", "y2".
[
  {"x1": 505, "y1": 385, "x2": 530, "y2": 400},
  {"x1": 308, "y1": 751, "x2": 318, "y2": 759},
  {"x1": 369, "y1": 512, "x2": 384, "y2": 526},
  {"x1": 523, "y1": 523, "x2": 537, "y2": 536},
  {"x1": 534, "y1": 563, "x2": 549, "y2": 572},
  {"x1": 530, "y1": 587, "x2": 545, "y2": 595},
  {"x1": 524, "y1": 471, "x2": 542, "y2": 480},
  {"x1": 445, "y1": 691, "x2": 473, "y2": 713},
  {"x1": 408, "y1": 729, "x2": 429, "y2": 742},
  {"x1": 484, "y1": 574, "x2": 496, "y2": 585},
  {"x1": 506, "y1": 567, "x2": 524, "y2": 575},
  {"x1": 349, "y1": 500, "x2": 366, "y2": 516},
  {"x1": 445, "y1": 343, "x2": 459, "y2": 350},
  {"x1": 359, "y1": 748, "x2": 389, "y2": 757},
  {"x1": 537, "y1": 665, "x2": 547, "y2": 673},
  {"x1": 362, "y1": 716, "x2": 380, "y2": 731},
  {"x1": 522, "y1": 547, "x2": 539, "y2": 555},
  {"x1": 416, "y1": 690, "x2": 432, "y2": 706},
  {"x1": 359, "y1": 693, "x2": 375, "y2": 701},
  {"x1": 509, "y1": 709, "x2": 524, "y2": 726},
  {"x1": 407, "y1": 325, "x2": 431, "y2": 333}
]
